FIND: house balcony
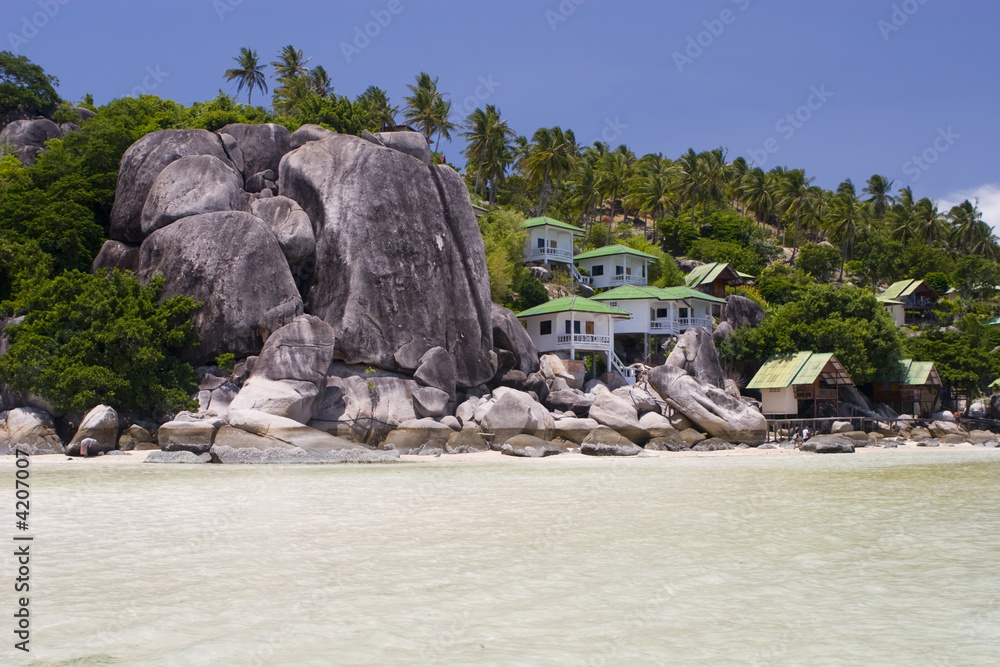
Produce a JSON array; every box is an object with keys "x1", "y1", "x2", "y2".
[
  {"x1": 526, "y1": 247, "x2": 574, "y2": 263},
  {"x1": 555, "y1": 333, "x2": 611, "y2": 350},
  {"x1": 677, "y1": 317, "x2": 713, "y2": 330},
  {"x1": 609, "y1": 274, "x2": 647, "y2": 286},
  {"x1": 649, "y1": 320, "x2": 677, "y2": 334}
]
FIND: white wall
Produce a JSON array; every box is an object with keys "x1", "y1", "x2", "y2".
[
  {"x1": 577, "y1": 255, "x2": 649, "y2": 289},
  {"x1": 522, "y1": 312, "x2": 614, "y2": 354},
  {"x1": 525, "y1": 228, "x2": 576, "y2": 263},
  {"x1": 761, "y1": 387, "x2": 797, "y2": 415},
  {"x1": 885, "y1": 304, "x2": 905, "y2": 326}
]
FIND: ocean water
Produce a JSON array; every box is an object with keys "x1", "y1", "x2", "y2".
[{"x1": 6, "y1": 450, "x2": 1000, "y2": 666}]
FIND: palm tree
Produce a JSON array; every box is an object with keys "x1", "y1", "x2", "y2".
[
  {"x1": 700, "y1": 147, "x2": 730, "y2": 217},
  {"x1": 828, "y1": 179, "x2": 860, "y2": 279},
  {"x1": 777, "y1": 168, "x2": 815, "y2": 262},
  {"x1": 567, "y1": 158, "x2": 600, "y2": 227},
  {"x1": 271, "y1": 45, "x2": 311, "y2": 81},
  {"x1": 675, "y1": 148, "x2": 703, "y2": 226},
  {"x1": 887, "y1": 186, "x2": 917, "y2": 244},
  {"x1": 223, "y1": 47, "x2": 267, "y2": 106},
  {"x1": 429, "y1": 96, "x2": 456, "y2": 151},
  {"x1": 308, "y1": 66, "x2": 333, "y2": 98},
  {"x1": 740, "y1": 167, "x2": 775, "y2": 228},
  {"x1": 913, "y1": 198, "x2": 948, "y2": 245},
  {"x1": 462, "y1": 105, "x2": 515, "y2": 198},
  {"x1": 358, "y1": 86, "x2": 398, "y2": 131},
  {"x1": 863, "y1": 174, "x2": 896, "y2": 221},
  {"x1": 595, "y1": 149, "x2": 635, "y2": 225},
  {"x1": 949, "y1": 200, "x2": 996, "y2": 257},
  {"x1": 522, "y1": 126, "x2": 577, "y2": 215}
]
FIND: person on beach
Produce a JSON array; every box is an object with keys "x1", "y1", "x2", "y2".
[{"x1": 801, "y1": 427, "x2": 810, "y2": 441}]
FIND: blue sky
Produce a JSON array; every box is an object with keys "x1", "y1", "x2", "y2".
[{"x1": 5, "y1": 0, "x2": 999, "y2": 225}]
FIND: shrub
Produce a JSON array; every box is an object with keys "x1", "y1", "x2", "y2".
[
  {"x1": 0, "y1": 270, "x2": 199, "y2": 415},
  {"x1": 796, "y1": 243, "x2": 841, "y2": 281}
]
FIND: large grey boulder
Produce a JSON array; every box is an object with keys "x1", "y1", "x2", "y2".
[
  {"x1": 539, "y1": 354, "x2": 584, "y2": 389},
  {"x1": 554, "y1": 417, "x2": 599, "y2": 444},
  {"x1": 721, "y1": 295, "x2": 765, "y2": 329},
  {"x1": 248, "y1": 196, "x2": 316, "y2": 265},
  {"x1": 0, "y1": 119, "x2": 62, "y2": 164},
  {"x1": 219, "y1": 123, "x2": 292, "y2": 179},
  {"x1": 581, "y1": 428, "x2": 642, "y2": 456},
  {"x1": 501, "y1": 434, "x2": 561, "y2": 458},
  {"x1": 491, "y1": 303, "x2": 540, "y2": 376},
  {"x1": 445, "y1": 429, "x2": 490, "y2": 453},
  {"x1": 588, "y1": 386, "x2": 649, "y2": 444},
  {"x1": 638, "y1": 411, "x2": 677, "y2": 439},
  {"x1": 280, "y1": 134, "x2": 494, "y2": 388},
  {"x1": 666, "y1": 328, "x2": 724, "y2": 388},
  {"x1": 110, "y1": 129, "x2": 234, "y2": 243},
  {"x1": 545, "y1": 388, "x2": 594, "y2": 416},
  {"x1": 157, "y1": 417, "x2": 223, "y2": 454},
  {"x1": 137, "y1": 210, "x2": 302, "y2": 364},
  {"x1": 118, "y1": 424, "x2": 155, "y2": 451},
  {"x1": 413, "y1": 346, "x2": 457, "y2": 399},
  {"x1": 381, "y1": 418, "x2": 452, "y2": 454},
  {"x1": 139, "y1": 155, "x2": 244, "y2": 236},
  {"x1": 92, "y1": 240, "x2": 140, "y2": 274},
  {"x1": 612, "y1": 385, "x2": 662, "y2": 415},
  {"x1": 481, "y1": 387, "x2": 554, "y2": 444},
  {"x1": 66, "y1": 405, "x2": 118, "y2": 456},
  {"x1": 800, "y1": 435, "x2": 855, "y2": 454},
  {"x1": 0, "y1": 408, "x2": 64, "y2": 455},
  {"x1": 930, "y1": 420, "x2": 967, "y2": 439},
  {"x1": 228, "y1": 315, "x2": 336, "y2": 424},
  {"x1": 289, "y1": 124, "x2": 337, "y2": 149},
  {"x1": 649, "y1": 364, "x2": 767, "y2": 445},
  {"x1": 373, "y1": 131, "x2": 430, "y2": 164}
]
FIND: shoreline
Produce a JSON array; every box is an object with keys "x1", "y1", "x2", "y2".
[{"x1": 4, "y1": 442, "x2": 1000, "y2": 467}]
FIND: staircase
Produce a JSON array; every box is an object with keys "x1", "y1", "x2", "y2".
[
  {"x1": 570, "y1": 264, "x2": 591, "y2": 286},
  {"x1": 610, "y1": 352, "x2": 636, "y2": 386}
]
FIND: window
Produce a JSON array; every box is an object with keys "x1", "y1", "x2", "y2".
[
  {"x1": 679, "y1": 308, "x2": 689, "y2": 318},
  {"x1": 616, "y1": 265, "x2": 624, "y2": 276},
  {"x1": 609, "y1": 301, "x2": 618, "y2": 308},
  {"x1": 641, "y1": 265, "x2": 646, "y2": 278},
  {"x1": 575, "y1": 321, "x2": 581, "y2": 334},
  {"x1": 549, "y1": 239, "x2": 557, "y2": 248},
  {"x1": 585, "y1": 321, "x2": 594, "y2": 335},
  {"x1": 656, "y1": 308, "x2": 668, "y2": 319},
  {"x1": 565, "y1": 320, "x2": 572, "y2": 334},
  {"x1": 540, "y1": 320, "x2": 552, "y2": 336},
  {"x1": 538, "y1": 238, "x2": 546, "y2": 249},
  {"x1": 592, "y1": 265, "x2": 604, "y2": 276}
]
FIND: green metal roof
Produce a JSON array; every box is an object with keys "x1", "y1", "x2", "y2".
[
  {"x1": 876, "y1": 295, "x2": 904, "y2": 305},
  {"x1": 879, "y1": 359, "x2": 941, "y2": 386},
  {"x1": 747, "y1": 351, "x2": 854, "y2": 389},
  {"x1": 522, "y1": 216, "x2": 585, "y2": 234},
  {"x1": 516, "y1": 295, "x2": 630, "y2": 319},
  {"x1": 591, "y1": 284, "x2": 728, "y2": 304},
  {"x1": 685, "y1": 261, "x2": 742, "y2": 288},
  {"x1": 574, "y1": 244, "x2": 657, "y2": 261},
  {"x1": 881, "y1": 279, "x2": 938, "y2": 301}
]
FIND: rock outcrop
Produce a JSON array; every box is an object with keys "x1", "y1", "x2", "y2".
[
  {"x1": 666, "y1": 327, "x2": 725, "y2": 388},
  {"x1": 279, "y1": 133, "x2": 494, "y2": 388},
  {"x1": 721, "y1": 295, "x2": 765, "y2": 329},
  {"x1": 492, "y1": 302, "x2": 540, "y2": 376},
  {"x1": 0, "y1": 118, "x2": 63, "y2": 165},
  {"x1": 110, "y1": 129, "x2": 235, "y2": 243},
  {"x1": 219, "y1": 123, "x2": 291, "y2": 178},
  {"x1": 137, "y1": 210, "x2": 302, "y2": 363},
  {"x1": 139, "y1": 155, "x2": 244, "y2": 236},
  {"x1": 0, "y1": 408, "x2": 64, "y2": 455},
  {"x1": 649, "y1": 364, "x2": 767, "y2": 445}
]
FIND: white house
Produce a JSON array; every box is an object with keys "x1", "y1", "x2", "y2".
[
  {"x1": 591, "y1": 285, "x2": 722, "y2": 336},
  {"x1": 517, "y1": 295, "x2": 635, "y2": 384},
  {"x1": 573, "y1": 245, "x2": 656, "y2": 289},
  {"x1": 522, "y1": 216, "x2": 584, "y2": 265},
  {"x1": 877, "y1": 295, "x2": 905, "y2": 326}
]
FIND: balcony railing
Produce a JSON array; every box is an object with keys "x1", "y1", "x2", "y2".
[
  {"x1": 526, "y1": 247, "x2": 573, "y2": 262},
  {"x1": 677, "y1": 317, "x2": 712, "y2": 330},
  {"x1": 609, "y1": 274, "x2": 647, "y2": 286},
  {"x1": 556, "y1": 333, "x2": 611, "y2": 348},
  {"x1": 649, "y1": 320, "x2": 676, "y2": 333}
]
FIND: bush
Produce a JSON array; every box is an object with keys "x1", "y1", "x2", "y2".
[
  {"x1": 687, "y1": 238, "x2": 764, "y2": 275},
  {"x1": 0, "y1": 270, "x2": 199, "y2": 415},
  {"x1": 796, "y1": 243, "x2": 841, "y2": 281},
  {"x1": 657, "y1": 217, "x2": 700, "y2": 255},
  {"x1": 479, "y1": 209, "x2": 528, "y2": 307},
  {"x1": 922, "y1": 271, "x2": 950, "y2": 297},
  {"x1": 0, "y1": 52, "x2": 61, "y2": 123},
  {"x1": 514, "y1": 276, "x2": 549, "y2": 311},
  {"x1": 755, "y1": 263, "x2": 813, "y2": 305},
  {"x1": 719, "y1": 283, "x2": 902, "y2": 385},
  {"x1": 619, "y1": 233, "x2": 684, "y2": 287}
]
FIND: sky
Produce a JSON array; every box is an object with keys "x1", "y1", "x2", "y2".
[{"x1": 5, "y1": 0, "x2": 999, "y2": 227}]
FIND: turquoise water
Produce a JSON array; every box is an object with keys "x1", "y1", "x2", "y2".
[{"x1": 5, "y1": 450, "x2": 1000, "y2": 666}]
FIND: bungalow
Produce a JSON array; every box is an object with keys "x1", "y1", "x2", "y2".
[
  {"x1": 880, "y1": 279, "x2": 938, "y2": 324},
  {"x1": 877, "y1": 295, "x2": 906, "y2": 326},
  {"x1": 685, "y1": 261, "x2": 749, "y2": 299},
  {"x1": 517, "y1": 295, "x2": 635, "y2": 384},
  {"x1": 522, "y1": 216, "x2": 584, "y2": 266},
  {"x1": 746, "y1": 351, "x2": 855, "y2": 417},
  {"x1": 591, "y1": 284, "x2": 724, "y2": 361},
  {"x1": 872, "y1": 359, "x2": 942, "y2": 417},
  {"x1": 573, "y1": 245, "x2": 656, "y2": 289}
]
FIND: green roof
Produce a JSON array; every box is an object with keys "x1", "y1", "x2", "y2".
[
  {"x1": 747, "y1": 351, "x2": 853, "y2": 389},
  {"x1": 516, "y1": 295, "x2": 630, "y2": 319},
  {"x1": 574, "y1": 244, "x2": 657, "y2": 261},
  {"x1": 685, "y1": 261, "x2": 742, "y2": 288},
  {"x1": 882, "y1": 279, "x2": 938, "y2": 301},
  {"x1": 522, "y1": 216, "x2": 585, "y2": 234},
  {"x1": 879, "y1": 359, "x2": 941, "y2": 386},
  {"x1": 986, "y1": 316, "x2": 1000, "y2": 326},
  {"x1": 591, "y1": 284, "x2": 728, "y2": 304},
  {"x1": 876, "y1": 295, "x2": 904, "y2": 305}
]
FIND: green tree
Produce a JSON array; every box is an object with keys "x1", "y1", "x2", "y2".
[
  {"x1": 357, "y1": 86, "x2": 398, "y2": 130},
  {"x1": 224, "y1": 47, "x2": 268, "y2": 106},
  {"x1": 478, "y1": 209, "x2": 529, "y2": 307},
  {"x1": 797, "y1": 243, "x2": 841, "y2": 281},
  {"x1": 0, "y1": 270, "x2": 199, "y2": 415},
  {"x1": 0, "y1": 52, "x2": 61, "y2": 123}
]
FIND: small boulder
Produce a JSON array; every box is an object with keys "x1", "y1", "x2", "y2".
[
  {"x1": 66, "y1": 405, "x2": 118, "y2": 456},
  {"x1": 381, "y1": 418, "x2": 452, "y2": 454},
  {"x1": 581, "y1": 427, "x2": 642, "y2": 456},
  {"x1": 413, "y1": 347, "x2": 458, "y2": 399},
  {"x1": 445, "y1": 430, "x2": 489, "y2": 453},
  {"x1": 588, "y1": 386, "x2": 648, "y2": 443},
  {"x1": 289, "y1": 123, "x2": 336, "y2": 149},
  {"x1": 0, "y1": 408, "x2": 64, "y2": 455},
  {"x1": 373, "y1": 130, "x2": 431, "y2": 164},
  {"x1": 554, "y1": 417, "x2": 600, "y2": 444},
  {"x1": 502, "y1": 434, "x2": 560, "y2": 457},
  {"x1": 930, "y1": 420, "x2": 967, "y2": 439},
  {"x1": 145, "y1": 450, "x2": 206, "y2": 464},
  {"x1": 800, "y1": 436, "x2": 855, "y2": 453},
  {"x1": 156, "y1": 419, "x2": 221, "y2": 454},
  {"x1": 678, "y1": 428, "x2": 706, "y2": 446}
]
